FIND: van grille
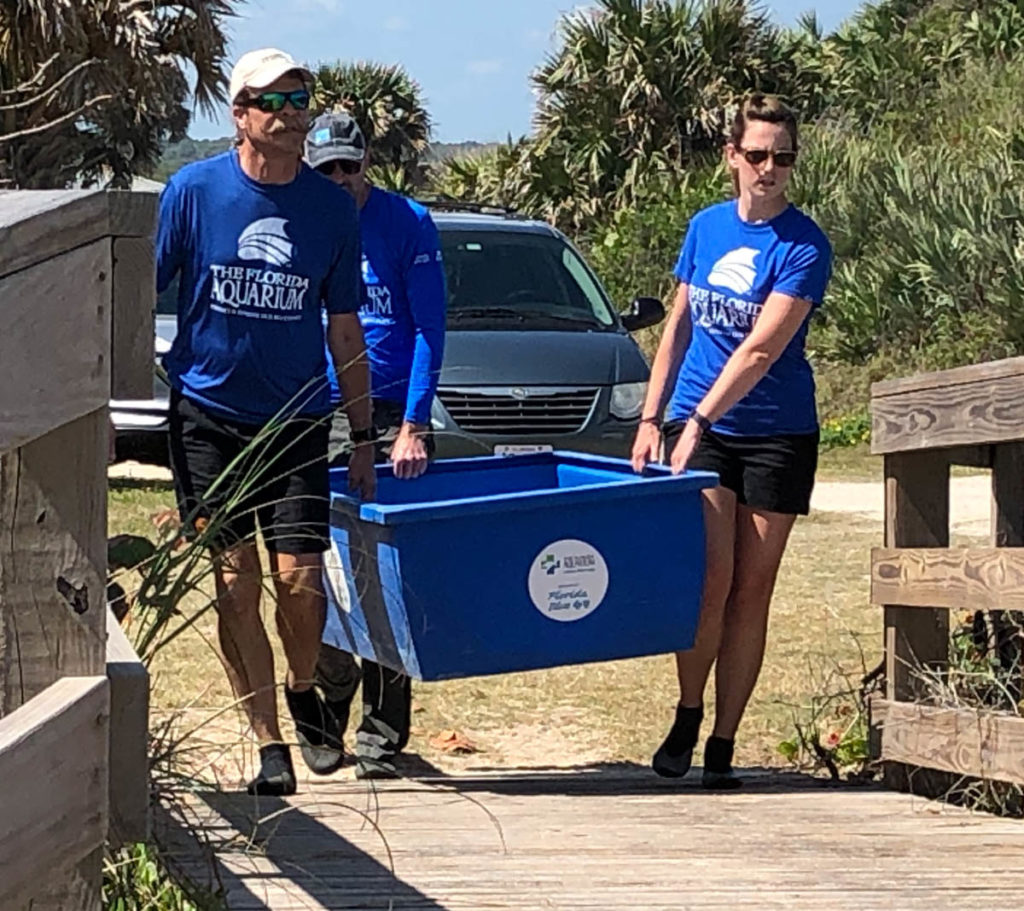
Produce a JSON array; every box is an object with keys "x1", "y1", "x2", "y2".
[{"x1": 438, "y1": 387, "x2": 598, "y2": 436}]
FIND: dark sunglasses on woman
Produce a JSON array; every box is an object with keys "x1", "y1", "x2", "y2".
[
  {"x1": 244, "y1": 89, "x2": 311, "y2": 113},
  {"x1": 315, "y1": 159, "x2": 362, "y2": 176},
  {"x1": 739, "y1": 147, "x2": 797, "y2": 168}
]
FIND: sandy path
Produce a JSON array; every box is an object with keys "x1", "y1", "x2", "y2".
[{"x1": 811, "y1": 473, "x2": 991, "y2": 536}]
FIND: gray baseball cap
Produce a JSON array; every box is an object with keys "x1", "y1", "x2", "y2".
[{"x1": 305, "y1": 112, "x2": 367, "y2": 168}]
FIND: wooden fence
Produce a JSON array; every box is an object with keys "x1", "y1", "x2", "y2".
[
  {"x1": 870, "y1": 358, "x2": 1024, "y2": 788},
  {"x1": 0, "y1": 189, "x2": 155, "y2": 909}
]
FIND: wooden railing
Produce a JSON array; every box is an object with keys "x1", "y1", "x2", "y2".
[
  {"x1": 870, "y1": 358, "x2": 1024, "y2": 788},
  {"x1": 0, "y1": 189, "x2": 155, "y2": 910}
]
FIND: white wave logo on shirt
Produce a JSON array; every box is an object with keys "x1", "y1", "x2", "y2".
[
  {"x1": 237, "y1": 217, "x2": 294, "y2": 267},
  {"x1": 359, "y1": 254, "x2": 393, "y2": 324},
  {"x1": 692, "y1": 246, "x2": 763, "y2": 336},
  {"x1": 707, "y1": 247, "x2": 759, "y2": 295},
  {"x1": 208, "y1": 218, "x2": 309, "y2": 322}
]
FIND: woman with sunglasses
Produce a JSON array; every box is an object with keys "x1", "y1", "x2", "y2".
[{"x1": 631, "y1": 94, "x2": 832, "y2": 789}]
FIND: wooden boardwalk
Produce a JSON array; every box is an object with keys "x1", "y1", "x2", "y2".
[{"x1": 157, "y1": 766, "x2": 1024, "y2": 910}]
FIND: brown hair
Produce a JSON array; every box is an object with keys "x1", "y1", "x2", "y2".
[{"x1": 727, "y1": 94, "x2": 799, "y2": 193}]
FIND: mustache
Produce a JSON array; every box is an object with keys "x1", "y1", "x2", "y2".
[{"x1": 266, "y1": 119, "x2": 305, "y2": 135}]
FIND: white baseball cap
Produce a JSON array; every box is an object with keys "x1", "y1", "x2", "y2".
[{"x1": 229, "y1": 48, "x2": 313, "y2": 104}]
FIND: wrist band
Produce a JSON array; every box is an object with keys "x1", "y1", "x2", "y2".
[
  {"x1": 688, "y1": 409, "x2": 712, "y2": 432},
  {"x1": 351, "y1": 426, "x2": 378, "y2": 444},
  {"x1": 639, "y1": 416, "x2": 661, "y2": 428}
]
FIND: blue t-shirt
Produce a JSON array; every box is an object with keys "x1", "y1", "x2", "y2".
[
  {"x1": 327, "y1": 187, "x2": 446, "y2": 425},
  {"x1": 156, "y1": 151, "x2": 361, "y2": 423},
  {"x1": 667, "y1": 200, "x2": 832, "y2": 436}
]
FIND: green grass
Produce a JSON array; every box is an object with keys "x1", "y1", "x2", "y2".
[{"x1": 816, "y1": 443, "x2": 879, "y2": 482}]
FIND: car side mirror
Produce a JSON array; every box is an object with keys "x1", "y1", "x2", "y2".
[{"x1": 620, "y1": 296, "x2": 665, "y2": 332}]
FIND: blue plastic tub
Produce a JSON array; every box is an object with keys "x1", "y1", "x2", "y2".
[{"x1": 322, "y1": 451, "x2": 717, "y2": 681}]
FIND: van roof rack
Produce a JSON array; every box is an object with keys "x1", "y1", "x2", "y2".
[{"x1": 416, "y1": 197, "x2": 523, "y2": 218}]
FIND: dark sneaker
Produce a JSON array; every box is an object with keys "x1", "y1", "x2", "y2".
[
  {"x1": 652, "y1": 704, "x2": 703, "y2": 779},
  {"x1": 285, "y1": 685, "x2": 345, "y2": 776},
  {"x1": 246, "y1": 743, "x2": 297, "y2": 796},
  {"x1": 701, "y1": 735, "x2": 742, "y2": 790}
]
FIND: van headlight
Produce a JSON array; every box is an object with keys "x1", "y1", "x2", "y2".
[{"x1": 609, "y1": 382, "x2": 647, "y2": 420}]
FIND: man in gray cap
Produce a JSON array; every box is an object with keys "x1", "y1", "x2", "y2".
[
  {"x1": 156, "y1": 50, "x2": 376, "y2": 795},
  {"x1": 305, "y1": 110, "x2": 447, "y2": 778}
]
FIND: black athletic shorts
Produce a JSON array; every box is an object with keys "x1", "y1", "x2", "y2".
[
  {"x1": 168, "y1": 389, "x2": 330, "y2": 554},
  {"x1": 664, "y1": 422, "x2": 819, "y2": 516}
]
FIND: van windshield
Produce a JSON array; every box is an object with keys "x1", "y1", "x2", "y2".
[{"x1": 441, "y1": 231, "x2": 617, "y2": 330}]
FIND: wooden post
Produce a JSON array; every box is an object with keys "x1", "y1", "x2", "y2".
[
  {"x1": 0, "y1": 408, "x2": 108, "y2": 711},
  {"x1": 883, "y1": 450, "x2": 950, "y2": 702},
  {"x1": 991, "y1": 442, "x2": 1024, "y2": 706},
  {"x1": 881, "y1": 451, "x2": 950, "y2": 791},
  {"x1": 106, "y1": 608, "x2": 151, "y2": 846},
  {"x1": 111, "y1": 235, "x2": 156, "y2": 399}
]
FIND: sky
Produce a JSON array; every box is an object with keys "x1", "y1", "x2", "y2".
[{"x1": 190, "y1": 0, "x2": 865, "y2": 143}]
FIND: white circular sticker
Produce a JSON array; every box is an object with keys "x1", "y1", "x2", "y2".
[{"x1": 528, "y1": 538, "x2": 609, "y2": 622}]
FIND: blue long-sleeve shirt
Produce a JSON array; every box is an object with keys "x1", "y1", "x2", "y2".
[{"x1": 328, "y1": 186, "x2": 447, "y2": 425}]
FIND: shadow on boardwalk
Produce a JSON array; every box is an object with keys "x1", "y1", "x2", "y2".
[{"x1": 155, "y1": 761, "x2": 863, "y2": 910}]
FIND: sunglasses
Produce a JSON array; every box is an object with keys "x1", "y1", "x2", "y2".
[
  {"x1": 316, "y1": 159, "x2": 362, "y2": 176},
  {"x1": 738, "y1": 147, "x2": 797, "y2": 168},
  {"x1": 244, "y1": 89, "x2": 311, "y2": 113}
]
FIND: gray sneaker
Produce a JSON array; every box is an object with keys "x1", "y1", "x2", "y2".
[{"x1": 354, "y1": 755, "x2": 399, "y2": 780}]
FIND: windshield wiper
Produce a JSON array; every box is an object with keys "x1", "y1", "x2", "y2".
[
  {"x1": 449, "y1": 307, "x2": 528, "y2": 320},
  {"x1": 449, "y1": 306, "x2": 600, "y2": 326}
]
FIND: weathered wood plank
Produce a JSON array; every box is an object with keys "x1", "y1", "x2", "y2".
[
  {"x1": 0, "y1": 409, "x2": 108, "y2": 716},
  {"x1": 0, "y1": 676, "x2": 109, "y2": 910},
  {"x1": 0, "y1": 189, "x2": 156, "y2": 280},
  {"x1": 872, "y1": 546, "x2": 1024, "y2": 610},
  {"x1": 111, "y1": 235, "x2": 156, "y2": 400},
  {"x1": 0, "y1": 190, "x2": 103, "y2": 278},
  {"x1": 883, "y1": 451, "x2": 949, "y2": 704},
  {"x1": 871, "y1": 355, "x2": 1024, "y2": 398},
  {"x1": 871, "y1": 370, "x2": 1024, "y2": 454},
  {"x1": 154, "y1": 774, "x2": 1024, "y2": 911},
  {"x1": 0, "y1": 241, "x2": 111, "y2": 454},
  {"x1": 875, "y1": 697, "x2": 1024, "y2": 785},
  {"x1": 106, "y1": 608, "x2": 150, "y2": 846}
]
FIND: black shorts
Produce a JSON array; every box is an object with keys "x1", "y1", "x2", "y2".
[
  {"x1": 664, "y1": 422, "x2": 819, "y2": 516},
  {"x1": 168, "y1": 389, "x2": 330, "y2": 554}
]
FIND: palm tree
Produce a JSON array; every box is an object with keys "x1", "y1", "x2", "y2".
[
  {"x1": 529, "y1": 0, "x2": 820, "y2": 225},
  {"x1": 0, "y1": 0, "x2": 234, "y2": 188},
  {"x1": 311, "y1": 61, "x2": 432, "y2": 188}
]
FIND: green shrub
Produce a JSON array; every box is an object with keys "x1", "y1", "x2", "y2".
[
  {"x1": 580, "y1": 163, "x2": 728, "y2": 312},
  {"x1": 819, "y1": 410, "x2": 871, "y2": 449},
  {"x1": 104, "y1": 843, "x2": 223, "y2": 911}
]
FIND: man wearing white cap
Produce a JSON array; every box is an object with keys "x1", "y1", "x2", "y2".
[{"x1": 156, "y1": 48, "x2": 375, "y2": 795}]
